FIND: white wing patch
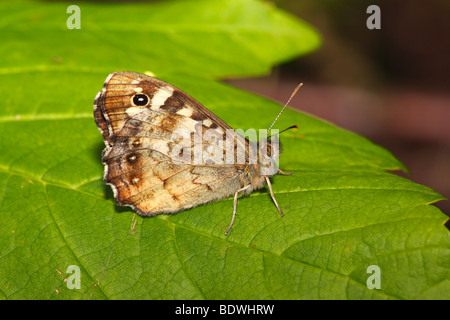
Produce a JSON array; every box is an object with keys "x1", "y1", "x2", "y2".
[
  {"x1": 151, "y1": 87, "x2": 174, "y2": 109},
  {"x1": 175, "y1": 108, "x2": 193, "y2": 117},
  {"x1": 126, "y1": 106, "x2": 144, "y2": 116}
]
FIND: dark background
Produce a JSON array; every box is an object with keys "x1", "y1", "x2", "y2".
[{"x1": 226, "y1": 0, "x2": 450, "y2": 227}]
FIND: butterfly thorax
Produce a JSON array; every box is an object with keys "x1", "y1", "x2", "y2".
[{"x1": 248, "y1": 163, "x2": 268, "y2": 189}]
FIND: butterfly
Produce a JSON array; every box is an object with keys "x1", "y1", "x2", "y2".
[{"x1": 94, "y1": 71, "x2": 300, "y2": 235}]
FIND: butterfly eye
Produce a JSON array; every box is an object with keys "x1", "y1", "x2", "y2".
[{"x1": 132, "y1": 94, "x2": 149, "y2": 106}]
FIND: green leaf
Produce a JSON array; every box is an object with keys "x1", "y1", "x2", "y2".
[
  {"x1": 0, "y1": 0, "x2": 449, "y2": 300},
  {"x1": 1, "y1": 0, "x2": 320, "y2": 78}
]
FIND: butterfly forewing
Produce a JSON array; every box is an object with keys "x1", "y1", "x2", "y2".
[{"x1": 94, "y1": 72, "x2": 257, "y2": 215}]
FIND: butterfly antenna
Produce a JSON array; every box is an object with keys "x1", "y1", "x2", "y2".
[
  {"x1": 267, "y1": 124, "x2": 299, "y2": 139},
  {"x1": 266, "y1": 83, "x2": 303, "y2": 137}
]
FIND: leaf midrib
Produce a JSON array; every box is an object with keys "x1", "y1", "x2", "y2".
[{"x1": 0, "y1": 163, "x2": 438, "y2": 200}]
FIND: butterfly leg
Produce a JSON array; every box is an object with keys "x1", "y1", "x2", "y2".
[
  {"x1": 265, "y1": 176, "x2": 284, "y2": 217},
  {"x1": 225, "y1": 185, "x2": 252, "y2": 236}
]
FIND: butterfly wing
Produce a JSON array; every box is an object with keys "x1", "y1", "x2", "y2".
[{"x1": 94, "y1": 71, "x2": 255, "y2": 214}]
